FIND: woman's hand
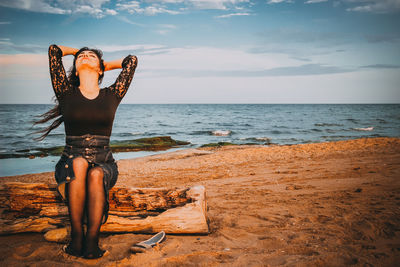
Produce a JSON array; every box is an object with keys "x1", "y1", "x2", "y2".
[{"x1": 57, "y1": 45, "x2": 79, "y2": 57}]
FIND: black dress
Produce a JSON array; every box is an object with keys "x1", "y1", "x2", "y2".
[{"x1": 48, "y1": 44, "x2": 138, "y2": 224}]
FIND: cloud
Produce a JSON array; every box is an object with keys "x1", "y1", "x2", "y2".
[
  {"x1": 186, "y1": 0, "x2": 250, "y2": 10},
  {"x1": 215, "y1": 12, "x2": 251, "y2": 18},
  {"x1": 256, "y1": 27, "x2": 350, "y2": 45},
  {"x1": 0, "y1": 0, "x2": 253, "y2": 17},
  {"x1": 117, "y1": 16, "x2": 146, "y2": 26},
  {"x1": 343, "y1": 0, "x2": 400, "y2": 13},
  {"x1": 0, "y1": 39, "x2": 45, "y2": 53},
  {"x1": 116, "y1": 1, "x2": 180, "y2": 15},
  {"x1": 147, "y1": 64, "x2": 352, "y2": 77},
  {"x1": 115, "y1": 0, "x2": 251, "y2": 15},
  {"x1": 305, "y1": 0, "x2": 328, "y2": 3},
  {"x1": 360, "y1": 64, "x2": 400, "y2": 69},
  {"x1": 267, "y1": 0, "x2": 293, "y2": 4},
  {"x1": 0, "y1": 21, "x2": 12, "y2": 24},
  {"x1": 0, "y1": 0, "x2": 69, "y2": 14},
  {"x1": 100, "y1": 44, "x2": 170, "y2": 55},
  {"x1": 156, "y1": 24, "x2": 177, "y2": 35},
  {"x1": 0, "y1": 0, "x2": 116, "y2": 18}
]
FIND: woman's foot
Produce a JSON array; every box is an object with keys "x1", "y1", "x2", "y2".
[
  {"x1": 83, "y1": 247, "x2": 106, "y2": 259},
  {"x1": 63, "y1": 243, "x2": 83, "y2": 257}
]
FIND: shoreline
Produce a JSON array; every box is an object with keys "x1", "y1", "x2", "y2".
[
  {"x1": 1, "y1": 137, "x2": 400, "y2": 266},
  {"x1": 1, "y1": 136, "x2": 397, "y2": 180}
]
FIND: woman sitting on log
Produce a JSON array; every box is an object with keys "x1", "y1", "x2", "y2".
[{"x1": 33, "y1": 44, "x2": 138, "y2": 259}]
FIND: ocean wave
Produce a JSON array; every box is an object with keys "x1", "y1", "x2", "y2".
[
  {"x1": 212, "y1": 130, "x2": 232, "y2": 136},
  {"x1": 314, "y1": 123, "x2": 343, "y2": 127},
  {"x1": 353, "y1": 127, "x2": 374, "y2": 131},
  {"x1": 299, "y1": 128, "x2": 324, "y2": 133},
  {"x1": 116, "y1": 132, "x2": 146, "y2": 137}
]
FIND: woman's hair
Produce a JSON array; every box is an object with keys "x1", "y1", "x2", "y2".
[{"x1": 32, "y1": 47, "x2": 105, "y2": 141}]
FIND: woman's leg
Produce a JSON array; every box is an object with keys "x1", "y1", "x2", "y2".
[
  {"x1": 67, "y1": 157, "x2": 89, "y2": 253},
  {"x1": 85, "y1": 166, "x2": 105, "y2": 256}
]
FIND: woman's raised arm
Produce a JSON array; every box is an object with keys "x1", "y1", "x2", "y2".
[
  {"x1": 57, "y1": 45, "x2": 79, "y2": 57},
  {"x1": 104, "y1": 58, "x2": 125, "y2": 72},
  {"x1": 48, "y1": 44, "x2": 76, "y2": 100},
  {"x1": 108, "y1": 55, "x2": 138, "y2": 99}
]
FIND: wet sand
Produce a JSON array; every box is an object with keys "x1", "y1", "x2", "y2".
[{"x1": 1, "y1": 137, "x2": 400, "y2": 266}]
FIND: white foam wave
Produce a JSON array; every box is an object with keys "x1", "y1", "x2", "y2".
[
  {"x1": 131, "y1": 132, "x2": 145, "y2": 135},
  {"x1": 212, "y1": 130, "x2": 231, "y2": 136},
  {"x1": 255, "y1": 137, "x2": 271, "y2": 141},
  {"x1": 354, "y1": 127, "x2": 374, "y2": 131},
  {"x1": 240, "y1": 137, "x2": 271, "y2": 141}
]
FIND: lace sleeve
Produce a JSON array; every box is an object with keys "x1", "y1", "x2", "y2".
[
  {"x1": 109, "y1": 55, "x2": 138, "y2": 99},
  {"x1": 48, "y1": 44, "x2": 69, "y2": 99}
]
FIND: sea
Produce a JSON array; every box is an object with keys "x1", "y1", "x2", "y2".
[{"x1": 1, "y1": 104, "x2": 399, "y2": 177}]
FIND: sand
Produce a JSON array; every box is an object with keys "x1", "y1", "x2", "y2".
[{"x1": 1, "y1": 137, "x2": 399, "y2": 266}]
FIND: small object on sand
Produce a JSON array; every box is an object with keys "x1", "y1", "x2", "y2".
[{"x1": 130, "y1": 231, "x2": 166, "y2": 254}]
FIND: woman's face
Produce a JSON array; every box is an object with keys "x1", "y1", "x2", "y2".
[{"x1": 75, "y1": 50, "x2": 102, "y2": 75}]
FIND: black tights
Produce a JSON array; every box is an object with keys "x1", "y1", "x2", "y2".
[{"x1": 67, "y1": 157, "x2": 105, "y2": 255}]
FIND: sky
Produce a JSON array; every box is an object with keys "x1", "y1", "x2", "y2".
[{"x1": 0, "y1": 0, "x2": 399, "y2": 104}]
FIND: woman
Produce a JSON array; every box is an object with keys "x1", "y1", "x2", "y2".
[{"x1": 33, "y1": 44, "x2": 137, "y2": 259}]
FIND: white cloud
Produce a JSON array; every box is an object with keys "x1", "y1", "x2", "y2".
[
  {"x1": 0, "y1": 39, "x2": 45, "y2": 53},
  {"x1": 155, "y1": 24, "x2": 177, "y2": 35},
  {"x1": 117, "y1": 16, "x2": 145, "y2": 26},
  {"x1": 343, "y1": 0, "x2": 400, "y2": 13},
  {"x1": 0, "y1": 0, "x2": 116, "y2": 18},
  {"x1": 188, "y1": 0, "x2": 249, "y2": 10},
  {"x1": 0, "y1": 0, "x2": 254, "y2": 17},
  {"x1": 147, "y1": 0, "x2": 250, "y2": 10},
  {"x1": 0, "y1": 21, "x2": 12, "y2": 24},
  {"x1": 305, "y1": 0, "x2": 328, "y2": 4},
  {"x1": 100, "y1": 44, "x2": 168, "y2": 53},
  {"x1": 116, "y1": 1, "x2": 180, "y2": 15},
  {"x1": 105, "y1": 8, "x2": 118, "y2": 15},
  {"x1": 158, "y1": 24, "x2": 177, "y2": 29},
  {"x1": 267, "y1": 0, "x2": 293, "y2": 4},
  {"x1": 215, "y1": 12, "x2": 251, "y2": 18},
  {"x1": 0, "y1": 0, "x2": 69, "y2": 14},
  {"x1": 130, "y1": 45, "x2": 305, "y2": 78}
]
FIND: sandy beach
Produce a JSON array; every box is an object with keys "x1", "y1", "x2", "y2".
[{"x1": 1, "y1": 137, "x2": 399, "y2": 266}]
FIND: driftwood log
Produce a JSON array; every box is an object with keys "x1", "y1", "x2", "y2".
[{"x1": 0, "y1": 182, "x2": 208, "y2": 242}]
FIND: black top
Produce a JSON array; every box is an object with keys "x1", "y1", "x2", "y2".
[{"x1": 48, "y1": 44, "x2": 137, "y2": 136}]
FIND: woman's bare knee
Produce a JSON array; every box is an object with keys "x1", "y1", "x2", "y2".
[
  {"x1": 73, "y1": 157, "x2": 89, "y2": 169},
  {"x1": 87, "y1": 167, "x2": 104, "y2": 186}
]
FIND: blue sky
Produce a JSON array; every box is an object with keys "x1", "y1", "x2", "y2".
[{"x1": 0, "y1": 0, "x2": 399, "y2": 104}]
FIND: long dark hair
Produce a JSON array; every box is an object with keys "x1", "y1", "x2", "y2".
[{"x1": 32, "y1": 47, "x2": 105, "y2": 141}]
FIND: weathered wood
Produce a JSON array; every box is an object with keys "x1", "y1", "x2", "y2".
[{"x1": 0, "y1": 182, "x2": 208, "y2": 238}]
